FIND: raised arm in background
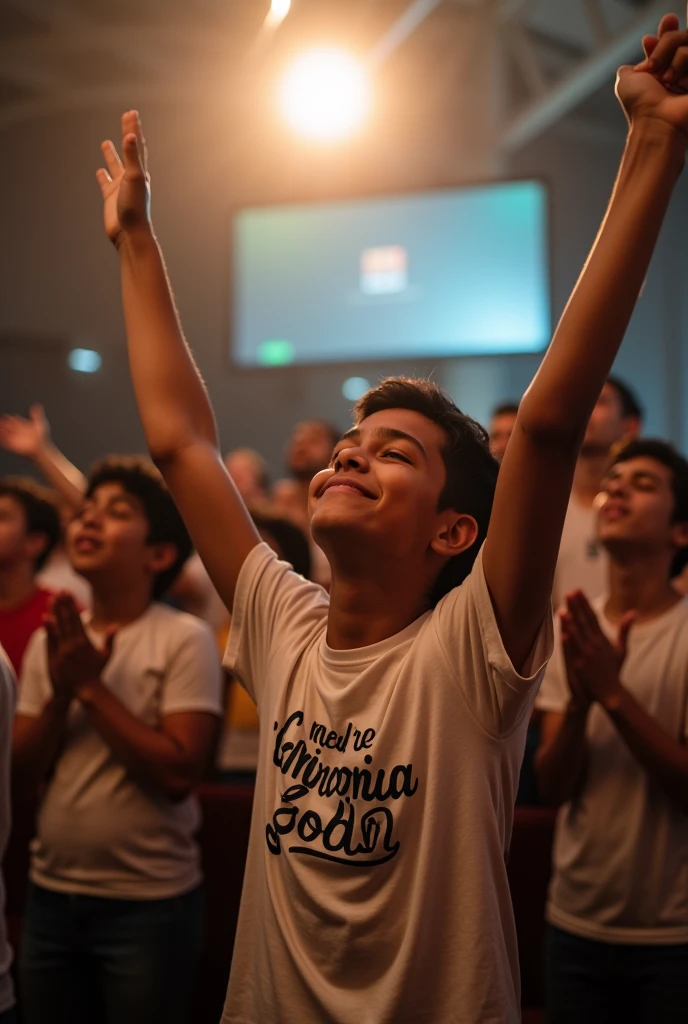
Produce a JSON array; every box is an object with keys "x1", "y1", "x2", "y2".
[
  {"x1": 0, "y1": 404, "x2": 85, "y2": 513},
  {"x1": 96, "y1": 118, "x2": 260, "y2": 612},
  {"x1": 483, "y1": 13, "x2": 688, "y2": 671}
]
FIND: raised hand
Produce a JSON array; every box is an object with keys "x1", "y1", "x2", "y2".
[
  {"x1": 96, "y1": 110, "x2": 151, "y2": 246},
  {"x1": 561, "y1": 592, "x2": 635, "y2": 711},
  {"x1": 45, "y1": 593, "x2": 116, "y2": 703},
  {"x1": 617, "y1": 12, "x2": 688, "y2": 135},
  {"x1": 0, "y1": 403, "x2": 49, "y2": 459}
]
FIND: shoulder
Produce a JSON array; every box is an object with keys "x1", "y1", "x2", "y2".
[{"x1": 145, "y1": 603, "x2": 218, "y2": 644}]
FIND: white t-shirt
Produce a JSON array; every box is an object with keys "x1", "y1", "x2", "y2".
[
  {"x1": 17, "y1": 603, "x2": 224, "y2": 900},
  {"x1": 536, "y1": 595, "x2": 688, "y2": 944},
  {"x1": 37, "y1": 549, "x2": 92, "y2": 609},
  {"x1": 0, "y1": 647, "x2": 16, "y2": 1014},
  {"x1": 222, "y1": 543, "x2": 553, "y2": 1024},
  {"x1": 552, "y1": 498, "x2": 607, "y2": 610}
]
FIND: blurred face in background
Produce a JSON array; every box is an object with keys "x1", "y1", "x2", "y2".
[
  {"x1": 224, "y1": 448, "x2": 270, "y2": 506},
  {"x1": 489, "y1": 411, "x2": 518, "y2": 463},
  {"x1": 583, "y1": 382, "x2": 641, "y2": 455},
  {"x1": 0, "y1": 495, "x2": 38, "y2": 570},
  {"x1": 287, "y1": 421, "x2": 337, "y2": 482},
  {"x1": 597, "y1": 456, "x2": 688, "y2": 568}
]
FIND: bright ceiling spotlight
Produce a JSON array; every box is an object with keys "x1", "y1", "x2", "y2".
[
  {"x1": 267, "y1": 0, "x2": 291, "y2": 26},
  {"x1": 278, "y1": 48, "x2": 370, "y2": 142}
]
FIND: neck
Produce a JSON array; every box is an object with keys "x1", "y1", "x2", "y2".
[
  {"x1": 89, "y1": 580, "x2": 153, "y2": 631},
  {"x1": 0, "y1": 562, "x2": 37, "y2": 610},
  {"x1": 572, "y1": 450, "x2": 610, "y2": 507},
  {"x1": 326, "y1": 556, "x2": 431, "y2": 649},
  {"x1": 604, "y1": 553, "x2": 680, "y2": 624}
]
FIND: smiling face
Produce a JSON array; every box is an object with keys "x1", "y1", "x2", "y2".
[
  {"x1": 597, "y1": 456, "x2": 688, "y2": 568},
  {"x1": 66, "y1": 481, "x2": 176, "y2": 597},
  {"x1": 309, "y1": 408, "x2": 478, "y2": 576}
]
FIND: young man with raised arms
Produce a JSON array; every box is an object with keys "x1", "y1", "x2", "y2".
[{"x1": 97, "y1": 13, "x2": 688, "y2": 1022}]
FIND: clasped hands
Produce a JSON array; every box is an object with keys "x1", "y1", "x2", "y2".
[
  {"x1": 45, "y1": 592, "x2": 116, "y2": 706},
  {"x1": 560, "y1": 592, "x2": 634, "y2": 715}
]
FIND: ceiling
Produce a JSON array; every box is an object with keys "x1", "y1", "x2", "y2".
[{"x1": 0, "y1": 0, "x2": 666, "y2": 148}]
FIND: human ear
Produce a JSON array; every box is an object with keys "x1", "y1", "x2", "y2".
[
  {"x1": 146, "y1": 542, "x2": 178, "y2": 577},
  {"x1": 430, "y1": 512, "x2": 478, "y2": 559}
]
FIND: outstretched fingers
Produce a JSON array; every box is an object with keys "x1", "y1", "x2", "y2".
[
  {"x1": 96, "y1": 140, "x2": 123, "y2": 195},
  {"x1": 120, "y1": 110, "x2": 148, "y2": 180}
]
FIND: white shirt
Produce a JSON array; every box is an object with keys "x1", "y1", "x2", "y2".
[
  {"x1": 552, "y1": 498, "x2": 607, "y2": 611},
  {"x1": 37, "y1": 549, "x2": 92, "y2": 609},
  {"x1": 221, "y1": 543, "x2": 552, "y2": 1024},
  {"x1": 17, "y1": 604, "x2": 224, "y2": 900},
  {"x1": 537, "y1": 595, "x2": 688, "y2": 944}
]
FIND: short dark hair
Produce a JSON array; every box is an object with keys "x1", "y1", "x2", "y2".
[
  {"x1": 354, "y1": 378, "x2": 498, "y2": 605},
  {"x1": 251, "y1": 512, "x2": 312, "y2": 580},
  {"x1": 491, "y1": 402, "x2": 520, "y2": 419},
  {"x1": 606, "y1": 376, "x2": 643, "y2": 422},
  {"x1": 611, "y1": 438, "x2": 688, "y2": 577},
  {"x1": 85, "y1": 456, "x2": 192, "y2": 598},
  {"x1": 0, "y1": 476, "x2": 61, "y2": 572}
]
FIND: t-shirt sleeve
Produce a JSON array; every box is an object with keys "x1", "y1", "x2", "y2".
[
  {"x1": 535, "y1": 615, "x2": 569, "y2": 714},
  {"x1": 432, "y1": 544, "x2": 554, "y2": 737},
  {"x1": 224, "y1": 542, "x2": 329, "y2": 706},
  {"x1": 15, "y1": 628, "x2": 52, "y2": 717},
  {"x1": 160, "y1": 617, "x2": 225, "y2": 717}
]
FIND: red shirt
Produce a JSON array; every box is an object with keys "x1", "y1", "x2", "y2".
[{"x1": 0, "y1": 587, "x2": 54, "y2": 678}]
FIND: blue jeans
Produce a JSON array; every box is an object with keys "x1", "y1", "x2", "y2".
[
  {"x1": 546, "y1": 923, "x2": 688, "y2": 1024},
  {"x1": 19, "y1": 882, "x2": 203, "y2": 1024}
]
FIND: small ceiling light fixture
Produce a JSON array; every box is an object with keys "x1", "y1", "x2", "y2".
[
  {"x1": 342, "y1": 376, "x2": 370, "y2": 401},
  {"x1": 267, "y1": 0, "x2": 291, "y2": 24},
  {"x1": 68, "y1": 348, "x2": 102, "y2": 373}
]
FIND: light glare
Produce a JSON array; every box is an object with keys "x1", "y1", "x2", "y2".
[
  {"x1": 267, "y1": 0, "x2": 291, "y2": 25},
  {"x1": 342, "y1": 377, "x2": 370, "y2": 401},
  {"x1": 68, "y1": 348, "x2": 102, "y2": 373},
  {"x1": 279, "y1": 49, "x2": 370, "y2": 141}
]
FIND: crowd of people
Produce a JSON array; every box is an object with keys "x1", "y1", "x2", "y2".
[{"x1": 1, "y1": 11, "x2": 688, "y2": 1024}]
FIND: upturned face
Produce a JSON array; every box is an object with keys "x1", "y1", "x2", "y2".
[
  {"x1": 309, "y1": 407, "x2": 475, "y2": 568},
  {"x1": 597, "y1": 456, "x2": 688, "y2": 563},
  {"x1": 583, "y1": 382, "x2": 639, "y2": 453},
  {"x1": 66, "y1": 481, "x2": 174, "y2": 592}
]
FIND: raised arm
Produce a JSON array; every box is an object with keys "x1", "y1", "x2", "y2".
[
  {"x1": 97, "y1": 112, "x2": 259, "y2": 611},
  {"x1": 0, "y1": 404, "x2": 85, "y2": 513},
  {"x1": 483, "y1": 13, "x2": 688, "y2": 671}
]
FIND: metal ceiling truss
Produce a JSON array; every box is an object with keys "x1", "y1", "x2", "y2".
[
  {"x1": 0, "y1": 0, "x2": 675, "y2": 149},
  {"x1": 499, "y1": 0, "x2": 669, "y2": 151}
]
